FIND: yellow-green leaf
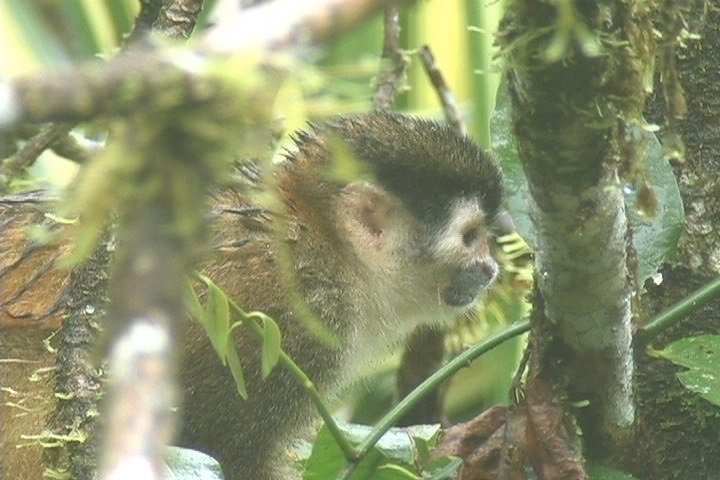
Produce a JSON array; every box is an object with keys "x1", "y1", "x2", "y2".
[
  {"x1": 260, "y1": 313, "x2": 282, "y2": 379},
  {"x1": 201, "y1": 275, "x2": 231, "y2": 362},
  {"x1": 225, "y1": 344, "x2": 248, "y2": 400},
  {"x1": 185, "y1": 280, "x2": 205, "y2": 324}
]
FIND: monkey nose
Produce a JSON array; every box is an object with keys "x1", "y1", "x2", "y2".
[{"x1": 441, "y1": 260, "x2": 498, "y2": 307}]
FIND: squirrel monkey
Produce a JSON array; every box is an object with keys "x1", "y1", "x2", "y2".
[{"x1": 179, "y1": 112, "x2": 504, "y2": 479}]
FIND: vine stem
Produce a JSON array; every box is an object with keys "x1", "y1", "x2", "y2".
[
  {"x1": 338, "y1": 319, "x2": 531, "y2": 479},
  {"x1": 637, "y1": 275, "x2": 720, "y2": 344},
  {"x1": 227, "y1": 298, "x2": 358, "y2": 461}
]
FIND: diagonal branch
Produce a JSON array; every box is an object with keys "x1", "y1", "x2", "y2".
[{"x1": 0, "y1": 0, "x2": 411, "y2": 130}]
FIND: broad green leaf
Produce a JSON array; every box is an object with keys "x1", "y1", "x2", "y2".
[
  {"x1": 491, "y1": 82, "x2": 684, "y2": 282},
  {"x1": 676, "y1": 369, "x2": 720, "y2": 406},
  {"x1": 304, "y1": 425, "x2": 381, "y2": 480},
  {"x1": 103, "y1": 0, "x2": 137, "y2": 43},
  {"x1": 375, "y1": 464, "x2": 420, "y2": 480},
  {"x1": 260, "y1": 314, "x2": 282, "y2": 379},
  {"x1": 165, "y1": 446, "x2": 225, "y2": 480},
  {"x1": 303, "y1": 421, "x2": 441, "y2": 480},
  {"x1": 0, "y1": 0, "x2": 69, "y2": 74},
  {"x1": 63, "y1": 0, "x2": 104, "y2": 56},
  {"x1": 650, "y1": 335, "x2": 720, "y2": 406},
  {"x1": 374, "y1": 424, "x2": 440, "y2": 465},
  {"x1": 623, "y1": 128, "x2": 684, "y2": 281},
  {"x1": 650, "y1": 334, "x2": 720, "y2": 372}
]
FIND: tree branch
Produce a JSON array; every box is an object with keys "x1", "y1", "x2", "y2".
[
  {"x1": 0, "y1": 0, "x2": 410, "y2": 130},
  {"x1": 498, "y1": 0, "x2": 656, "y2": 457},
  {"x1": 153, "y1": 0, "x2": 205, "y2": 40},
  {"x1": 372, "y1": 6, "x2": 408, "y2": 110},
  {"x1": 201, "y1": 0, "x2": 409, "y2": 54},
  {"x1": 125, "y1": 0, "x2": 165, "y2": 44},
  {"x1": 418, "y1": 45, "x2": 467, "y2": 136}
]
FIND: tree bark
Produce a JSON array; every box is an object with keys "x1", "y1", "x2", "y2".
[
  {"x1": 498, "y1": 0, "x2": 654, "y2": 460},
  {"x1": 633, "y1": 1, "x2": 720, "y2": 478},
  {"x1": 0, "y1": 194, "x2": 107, "y2": 480}
]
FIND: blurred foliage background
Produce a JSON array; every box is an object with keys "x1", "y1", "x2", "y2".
[{"x1": 0, "y1": 0, "x2": 530, "y2": 424}]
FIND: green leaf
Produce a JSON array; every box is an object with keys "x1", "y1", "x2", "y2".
[
  {"x1": 650, "y1": 335, "x2": 720, "y2": 406},
  {"x1": 165, "y1": 446, "x2": 225, "y2": 480},
  {"x1": 374, "y1": 424, "x2": 440, "y2": 466},
  {"x1": 375, "y1": 464, "x2": 420, "y2": 480},
  {"x1": 191, "y1": 276, "x2": 247, "y2": 399},
  {"x1": 623, "y1": 128, "x2": 684, "y2": 281},
  {"x1": 491, "y1": 82, "x2": 684, "y2": 282},
  {"x1": 304, "y1": 424, "x2": 380, "y2": 480},
  {"x1": 225, "y1": 341, "x2": 249, "y2": 400},
  {"x1": 0, "y1": 0, "x2": 70, "y2": 72},
  {"x1": 676, "y1": 369, "x2": 720, "y2": 406},
  {"x1": 185, "y1": 280, "x2": 205, "y2": 324},
  {"x1": 424, "y1": 456, "x2": 463, "y2": 480},
  {"x1": 490, "y1": 81, "x2": 535, "y2": 247},
  {"x1": 588, "y1": 463, "x2": 640, "y2": 480},
  {"x1": 204, "y1": 276, "x2": 231, "y2": 362},
  {"x1": 303, "y1": 421, "x2": 441, "y2": 480},
  {"x1": 260, "y1": 314, "x2": 282, "y2": 379}
]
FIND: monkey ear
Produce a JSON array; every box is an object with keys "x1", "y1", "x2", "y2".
[{"x1": 338, "y1": 182, "x2": 395, "y2": 245}]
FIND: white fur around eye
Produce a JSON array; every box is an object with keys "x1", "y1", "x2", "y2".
[{"x1": 432, "y1": 200, "x2": 486, "y2": 262}]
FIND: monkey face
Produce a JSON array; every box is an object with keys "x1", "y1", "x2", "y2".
[
  {"x1": 430, "y1": 198, "x2": 498, "y2": 307},
  {"x1": 338, "y1": 185, "x2": 497, "y2": 320}
]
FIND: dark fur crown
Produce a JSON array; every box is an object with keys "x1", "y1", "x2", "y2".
[{"x1": 291, "y1": 112, "x2": 504, "y2": 224}]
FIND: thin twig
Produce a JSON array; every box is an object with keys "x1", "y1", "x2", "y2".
[
  {"x1": 0, "y1": 1, "x2": 207, "y2": 182},
  {"x1": 372, "y1": 6, "x2": 408, "y2": 110},
  {"x1": 125, "y1": 0, "x2": 165, "y2": 44},
  {"x1": 418, "y1": 45, "x2": 468, "y2": 136},
  {"x1": 153, "y1": 0, "x2": 205, "y2": 40},
  {"x1": 0, "y1": 123, "x2": 73, "y2": 179},
  {"x1": 50, "y1": 131, "x2": 102, "y2": 162},
  {"x1": 1, "y1": 0, "x2": 411, "y2": 130}
]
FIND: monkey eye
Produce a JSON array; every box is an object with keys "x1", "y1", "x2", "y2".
[{"x1": 462, "y1": 225, "x2": 480, "y2": 247}]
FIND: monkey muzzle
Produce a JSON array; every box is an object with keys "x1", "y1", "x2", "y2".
[{"x1": 441, "y1": 260, "x2": 498, "y2": 307}]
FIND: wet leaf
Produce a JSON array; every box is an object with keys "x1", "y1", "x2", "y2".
[
  {"x1": 650, "y1": 335, "x2": 720, "y2": 406},
  {"x1": 491, "y1": 82, "x2": 684, "y2": 282}
]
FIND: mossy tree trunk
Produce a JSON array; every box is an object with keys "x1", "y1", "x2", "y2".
[
  {"x1": 498, "y1": 0, "x2": 720, "y2": 477},
  {"x1": 498, "y1": 0, "x2": 654, "y2": 462}
]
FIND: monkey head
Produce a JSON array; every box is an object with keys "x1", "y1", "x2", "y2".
[{"x1": 281, "y1": 112, "x2": 503, "y2": 344}]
